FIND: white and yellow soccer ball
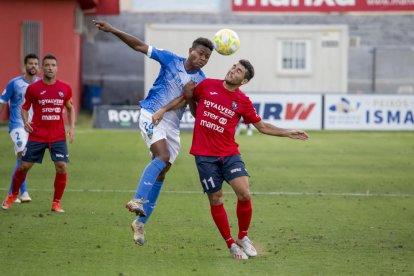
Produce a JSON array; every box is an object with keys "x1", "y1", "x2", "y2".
[{"x1": 213, "y1": 29, "x2": 240, "y2": 56}]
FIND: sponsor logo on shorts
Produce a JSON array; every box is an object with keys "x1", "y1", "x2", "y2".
[
  {"x1": 17, "y1": 141, "x2": 23, "y2": 148},
  {"x1": 56, "y1": 153, "x2": 64, "y2": 158},
  {"x1": 230, "y1": 168, "x2": 242, "y2": 174}
]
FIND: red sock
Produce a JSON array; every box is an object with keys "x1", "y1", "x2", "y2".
[
  {"x1": 210, "y1": 204, "x2": 235, "y2": 248},
  {"x1": 11, "y1": 169, "x2": 27, "y2": 196},
  {"x1": 237, "y1": 199, "x2": 252, "y2": 240},
  {"x1": 53, "y1": 173, "x2": 67, "y2": 203}
]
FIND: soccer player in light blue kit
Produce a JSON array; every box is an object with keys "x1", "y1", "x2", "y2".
[
  {"x1": 93, "y1": 20, "x2": 214, "y2": 244},
  {"x1": 0, "y1": 53, "x2": 40, "y2": 203}
]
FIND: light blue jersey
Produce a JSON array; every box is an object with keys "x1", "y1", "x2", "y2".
[
  {"x1": 0, "y1": 75, "x2": 40, "y2": 132},
  {"x1": 140, "y1": 46, "x2": 206, "y2": 129}
]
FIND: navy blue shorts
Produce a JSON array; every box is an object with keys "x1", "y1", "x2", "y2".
[
  {"x1": 194, "y1": 154, "x2": 249, "y2": 194},
  {"x1": 21, "y1": 140, "x2": 69, "y2": 164}
]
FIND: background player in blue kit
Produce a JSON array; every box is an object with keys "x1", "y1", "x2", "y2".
[
  {"x1": 93, "y1": 20, "x2": 214, "y2": 245},
  {"x1": 0, "y1": 53, "x2": 40, "y2": 204}
]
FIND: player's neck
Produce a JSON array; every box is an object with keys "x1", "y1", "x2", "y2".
[
  {"x1": 23, "y1": 74, "x2": 37, "y2": 83},
  {"x1": 222, "y1": 81, "x2": 238, "y2": 92},
  {"x1": 183, "y1": 60, "x2": 198, "y2": 73},
  {"x1": 42, "y1": 77, "x2": 57, "y2": 85}
]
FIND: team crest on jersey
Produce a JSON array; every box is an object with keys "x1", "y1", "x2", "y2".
[
  {"x1": 232, "y1": 101, "x2": 238, "y2": 110},
  {"x1": 58, "y1": 92, "x2": 64, "y2": 98}
]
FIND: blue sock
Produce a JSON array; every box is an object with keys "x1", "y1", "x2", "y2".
[
  {"x1": 134, "y1": 158, "x2": 166, "y2": 200},
  {"x1": 138, "y1": 181, "x2": 163, "y2": 224},
  {"x1": 9, "y1": 158, "x2": 27, "y2": 195}
]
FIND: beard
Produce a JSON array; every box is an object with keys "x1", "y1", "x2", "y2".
[{"x1": 26, "y1": 67, "x2": 37, "y2": 76}]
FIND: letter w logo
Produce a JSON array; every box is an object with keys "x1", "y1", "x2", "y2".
[{"x1": 285, "y1": 103, "x2": 315, "y2": 120}]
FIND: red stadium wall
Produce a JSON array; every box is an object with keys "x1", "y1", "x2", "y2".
[{"x1": 0, "y1": 0, "x2": 81, "y2": 122}]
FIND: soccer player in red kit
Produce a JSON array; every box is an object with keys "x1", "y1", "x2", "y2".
[
  {"x1": 153, "y1": 59, "x2": 309, "y2": 259},
  {"x1": 1, "y1": 54, "x2": 75, "y2": 212}
]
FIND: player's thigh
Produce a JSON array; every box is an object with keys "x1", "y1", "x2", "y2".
[
  {"x1": 195, "y1": 156, "x2": 224, "y2": 194},
  {"x1": 223, "y1": 155, "x2": 250, "y2": 195},
  {"x1": 9, "y1": 128, "x2": 29, "y2": 155},
  {"x1": 21, "y1": 141, "x2": 48, "y2": 164},
  {"x1": 139, "y1": 108, "x2": 167, "y2": 148},
  {"x1": 49, "y1": 140, "x2": 69, "y2": 163},
  {"x1": 165, "y1": 124, "x2": 180, "y2": 164}
]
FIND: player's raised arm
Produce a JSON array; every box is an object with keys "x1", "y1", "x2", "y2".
[
  {"x1": 93, "y1": 20, "x2": 149, "y2": 54},
  {"x1": 253, "y1": 120, "x2": 309, "y2": 140}
]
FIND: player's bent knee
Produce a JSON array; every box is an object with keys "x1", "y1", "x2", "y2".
[
  {"x1": 237, "y1": 192, "x2": 251, "y2": 201},
  {"x1": 55, "y1": 162, "x2": 67, "y2": 174},
  {"x1": 156, "y1": 153, "x2": 170, "y2": 163}
]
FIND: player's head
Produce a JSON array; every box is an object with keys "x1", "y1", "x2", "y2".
[
  {"x1": 23, "y1": 53, "x2": 39, "y2": 76},
  {"x1": 187, "y1": 37, "x2": 214, "y2": 69},
  {"x1": 42, "y1": 54, "x2": 58, "y2": 80},
  {"x1": 224, "y1": 59, "x2": 255, "y2": 86}
]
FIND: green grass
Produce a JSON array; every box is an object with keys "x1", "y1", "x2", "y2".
[{"x1": 0, "y1": 121, "x2": 413, "y2": 275}]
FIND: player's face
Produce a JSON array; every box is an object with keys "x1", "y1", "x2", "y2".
[
  {"x1": 42, "y1": 59, "x2": 58, "y2": 80},
  {"x1": 224, "y1": 63, "x2": 248, "y2": 85},
  {"x1": 25, "y1": 58, "x2": 39, "y2": 76},
  {"x1": 188, "y1": 45, "x2": 212, "y2": 69}
]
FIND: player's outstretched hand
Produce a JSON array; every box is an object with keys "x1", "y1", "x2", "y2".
[
  {"x1": 287, "y1": 130, "x2": 309, "y2": 141},
  {"x1": 24, "y1": 121, "x2": 33, "y2": 133},
  {"x1": 92, "y1": 20, "x2": 114, "y2": 32},
  {"x1": 152, "y1": 108, "x2": 166, "y2": 126}
]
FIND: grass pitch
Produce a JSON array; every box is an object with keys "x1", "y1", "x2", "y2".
[{"x1": 0, "y1": 123, "x2": 413, "y2": 275}]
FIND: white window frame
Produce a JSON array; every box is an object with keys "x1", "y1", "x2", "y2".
[{"x1": 277, "y1": 40, "x2": 311, "y2": 75}]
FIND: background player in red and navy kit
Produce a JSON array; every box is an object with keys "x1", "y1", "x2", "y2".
[
  {"x1": 2, "y1": 54, "x2": 75, "y2": 213},
  {"x1": 153, "y1": 60, "x2": 308, "y2": 259}
]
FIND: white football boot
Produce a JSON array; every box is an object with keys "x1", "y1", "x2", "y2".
[
  {"x1": 20, "y1": 192, "x2": 32, "y2": 203},
  {"x1": 236, "y1": 236, "x2": 257, "y2": 257},
  {"x1": 230, "y1": 243, "x2": 248, "y2": 260},
  {"x1": 131, "y1": 220, "x2": 145, "y2": 245},
  {"x1": 125, "y1": 198, "x2": 147, "y2": 217}
]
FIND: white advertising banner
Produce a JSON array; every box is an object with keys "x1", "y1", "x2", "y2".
[
  {"x1": 324, "y1": 95, "x2": 414, "y2": 130},
  {"x1": 180, "y1": 94, "x2": 322, "y2": 130},
  {"x1": 248, "y1": 94, "x2": 322, "y2": 130}
]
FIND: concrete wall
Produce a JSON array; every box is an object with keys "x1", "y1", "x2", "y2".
[
  {"x1": 83, "y1": 11, "x2": 414, "y2": 105},
  {"x1": 144, "y1": 24, "x2": 348, "y2": 94}
]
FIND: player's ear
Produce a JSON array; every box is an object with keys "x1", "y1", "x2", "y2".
[
  {"x1": 241, "y1": 79, "x2": 249, "y2": 85},
  {"x1": 188, "y1": 47, "x2": 193, "y2": 55}
]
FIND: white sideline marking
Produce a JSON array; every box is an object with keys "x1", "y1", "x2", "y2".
[{"x1": 0, "y1": 188, "x2": 412, "y2": 197}]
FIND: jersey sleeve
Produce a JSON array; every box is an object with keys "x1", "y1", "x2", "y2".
[
  {"x1": 0, "y1": 81, "x2": 15, "y2": 103},
  {"x1": 148, "y1": 46, "x2": 177, "y2": 66},
  {"x1": 65, "y1": 84, "x2": 73, "y2": 102},
  {"x1": 21, "y1": 85, "x2": 33, "y2": 110},
  {"x1": 241, "y1": 96, "x2": 261, "y2": 124}
]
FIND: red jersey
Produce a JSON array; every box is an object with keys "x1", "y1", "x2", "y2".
[
  {"x1": 22, "y1": 79, "x2": 72, "y2": 142},
  {"x1": 190, "y1": 79, "x2": 261, "y2": 156}
]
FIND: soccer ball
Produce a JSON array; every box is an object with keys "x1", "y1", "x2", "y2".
[{"x1": 213, "y1": 29, "x2": 240, "y2": 56}]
